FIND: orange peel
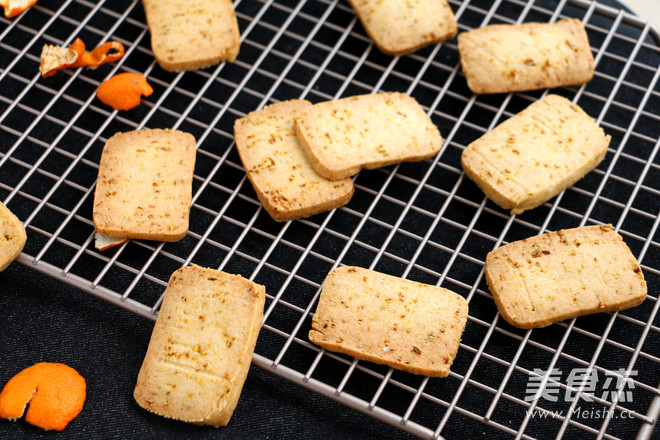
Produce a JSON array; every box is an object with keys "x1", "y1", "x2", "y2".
[
  {"x1": 0, "y1": 362, "x2": 86, "y2": 431},
  {"x1": 94, "y1": 231, "x2": 127, "y2": 251},
  {"x1": 40, "y1": 38, "x2": 85, "y2": 78},
  {"x1": 74, "y1": 41, "x2": 125, "y2": 69},
  {"x1": 0, "y1": 0, "x2": 38, "y2": 18},
  {"x1": 96, "y1": 72, "x2": 153, "y2": 111},
  {"x1": 40, "y1": 38, "x2": 125, "y2": 78}
]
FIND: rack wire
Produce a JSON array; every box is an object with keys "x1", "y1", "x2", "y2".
[{"x1": 0, "y1": 0, "x2": 658, "y2": 438}]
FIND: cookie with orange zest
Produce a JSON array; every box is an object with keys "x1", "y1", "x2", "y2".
[
  {"x1": 96, "y1": 72, "x2": 153, "y2": 111},
  {"x1": 40, "y1": 38, "x2": 85, "y2": 78},
  {"x1": 0, "y1": 0, "x2": 38, "y2": 18},
  {"x1": 0, "y1": 362, "x2": 86, "y2": 431},
  {"x1": 0, "y1": 201, "x2": 26, "y2": 271}
]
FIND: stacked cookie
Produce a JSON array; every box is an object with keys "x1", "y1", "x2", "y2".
[
  {"x1": 234, "y1": 92, "x2": 443, "y2": 221},
  {"x1": 233, "y1": 100, "x2": 355, "y2": 222}
]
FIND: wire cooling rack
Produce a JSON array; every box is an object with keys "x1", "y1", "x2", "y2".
[{"x1": 0, "y1": 0, "x2": 658, "y2": 438}]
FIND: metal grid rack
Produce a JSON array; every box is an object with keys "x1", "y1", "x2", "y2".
[{"x1": 0, "y1": 0, "x2": 658, "y2": 438}]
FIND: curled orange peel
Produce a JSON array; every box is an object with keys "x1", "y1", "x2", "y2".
[
  {"x1": 40, "y1": 38, "x2": 125, "y2": 78},
  {"x1": 75, "y1": 41, "x2": 125, "y2": 69},
  {"x1": 96, "y1": 72, "x2": 153, "y2": 111},
  {"x1": 40, "y1": 38, "x2": 85, "y2": 78},
  {"x1": 0, "y1": 362, "x2": 86, "y2": 431},
  {"x1": 0, "y1": 0, "x2": 38, "y2": 18}
]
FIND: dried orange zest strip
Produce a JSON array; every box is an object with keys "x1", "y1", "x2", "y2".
[
  {"x1": 39, "y1": 38, "x2": 85, "y2": 78},
  {"x1": 94, "y1": 231, "x2": 127, "y2": 251},
  {"x1": 75, "y1": 41, "x2": 125, "y2": 68},
  {"x1": 0, "y1": 362, "x2": 86, "y2": 431},
  {"x1": 0, "y1": 0, "x2": 38, "y2": 18},
  {"x1": 96, "y1": 72, "x2": 153, "y2": 111}
]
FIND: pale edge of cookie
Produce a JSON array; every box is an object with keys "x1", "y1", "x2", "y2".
[
  {"x1": 484, "y1": 225, "x2": 647, "y2": 329},
  {"x1": 457, "y1": 18, "x2": 594, "y2": 94},
  {"x1": 234, "y1": 100, "x2": 354, "y2": 222},
  {"x1": 134, "y1": 265, "x2": 266, "y2": 426},
  {"x1": 461, "y1": 94, "x2": 609, "y2": 215},
  {"x1": 93, "y1": 128, "x2": 196, "y2": 242},
  {"x1": 143, "y1": 0, "x2": 240, "y2": 72},
  {"x1": 0, "y1": 202, "x2": 26, "y2": 271},
  {"x1": 348, "y1": 0, "x2": 457, "y2": 56},
  {"x1": 295, "y1": 92, "x2": 443, "y2": 180},
  {"x1": 309, "y1": 266, "x2": 468, "y2": 377}
]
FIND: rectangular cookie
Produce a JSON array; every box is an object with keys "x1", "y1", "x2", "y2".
[
  {"x1": 142, "y1": 0, "x2": 240, "y2": 72},
  {"x1": 234, "y1": 100, "x2": 354, "y2": 221},
  {"x1": 295, "y1": 92, "x2": 443, "y2": 180},
  {"x1": 461, "y1": 94, "x2": 609, "y2": 215},
  {"x1": 485, "y1": 225, "x2": 647, "y2": 329},
  {"x1": 93, "y1": 128, "x2": 196, "y2": 241},
  {"x1": 0, "y1": 202, "x2": 26, "y2": 271},
  {"x1": 457, "y1": 19, "x2": 594, "y2": 94},
  {"x1": 309, "y1": 266, "x2": 468, "y2": 377},
  {"x1": 348, "y1": 0, "x2": 457, "y2": 55},
  {"x1": 134, "y1": 265, "x2": 265, "y2": 426}
]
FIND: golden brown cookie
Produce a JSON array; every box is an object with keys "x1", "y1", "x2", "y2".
[
  {"x1": 142, "y1": 0, "x2": 240, "y2": 72},
  {"x1": 458, "y1": 19, "x2": 594, "y2": 94},
  {"x1": 134, "y1": 265, "x2": 265, "y2": 426},
  {"x1": 461, "y1": 94, "x2": 609, "y2": 215},
  {"x1": 485, "y1": 225, "x2": 647, "y2": 329},
  {"x1": 348, "y1": 0, "x2": 457, "y2": 55},
  {"x1": 0, "y1": 202, "x2": 26, "y2": 271},
  {"x1": 234, "y1": 100, "x2": 354, "y2": 221},
  {"x1": 295, "y1": 92, "x2": 443, "y2": 180},
  {"x1": 309, "y1": 266, "x2": 468, "y2": 377},
  {"x1": 93, "y1": 129, "x2": 196, "y2": 241}
]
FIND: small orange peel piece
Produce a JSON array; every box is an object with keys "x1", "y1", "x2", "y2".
[
  {"x1": 94, "y1": 231, "x2": 127, "y2": 251},
  {"x1": 39, "y1": 37, "x2": 85, "y2": 78},
  {"x1": 74, "y1": 41, "x2": 125, "y2": 69},
  {"x1": 0, "y1": 362, "x2": 86, "y2": 431},
  {"x1": 96, "y1": 72, "x2": 153, "y2": 111},
  {"x1": 0, "y1": 0, "x2": 38, "y2": 18}
]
